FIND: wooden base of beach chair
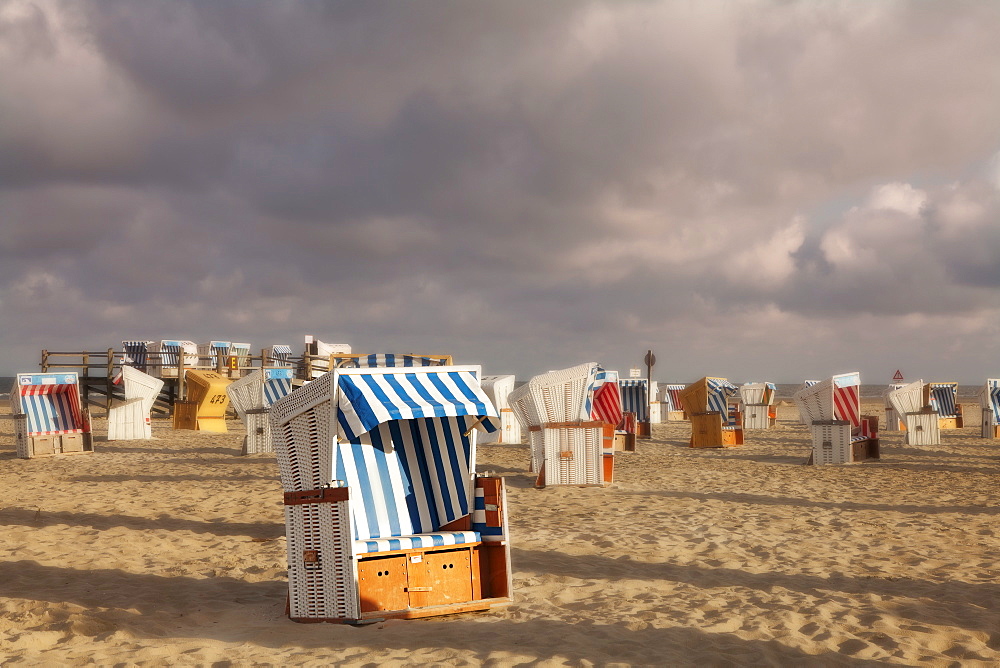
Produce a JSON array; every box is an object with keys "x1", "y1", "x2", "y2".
[
  {"x1": 666, "y1": 410, "x2": 686, "y2": 421},
  {"x1": 689, "y1": 413, "x2": 743, "y2": 448},
  {"x1": 636, "y1": 421, "x2": 651, "y2": 439},
  {"x1": 903, "y1": 412, "x2": 940, "y2": 446},
  {"x1": 17, "y1": 432, "x2": 94, "y2": 459},
  {"x1": 982, "y1": 422, "x2": 1000, "y2": 439}
]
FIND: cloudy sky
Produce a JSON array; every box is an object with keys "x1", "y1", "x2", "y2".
[{"x1": 2, "y1": 0, "x2": 1000, "y2": 383}]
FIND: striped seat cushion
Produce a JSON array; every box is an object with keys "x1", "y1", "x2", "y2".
[{"x1": 354, "y1": 530, "x2": 480, "y2": 554}]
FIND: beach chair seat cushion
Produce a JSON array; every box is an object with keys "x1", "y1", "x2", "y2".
[{"x1": 355, "y1": 530, "x2": 481, "y2": 555}]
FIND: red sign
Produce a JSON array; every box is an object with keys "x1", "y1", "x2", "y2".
[{"x1": 892, "y1": 369, "x2": 904, "y2": 382}]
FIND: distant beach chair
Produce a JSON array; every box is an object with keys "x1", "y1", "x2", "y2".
[
  {"x1": 887, "y1": 380, "x2": 938, "y2": 446},
  {"x1": 927, "y1": 382, "x2": 963, "y2": 429},
  {"x1": 796, "y1": 373, "x2": 880, "y2": 463},
  {"x1": 979, "y1": 379, "x2": 1000, "y2": 438},
  {"x1": 227, "y1": 368, "x2": 294, "y2": 454},
  {"x1": 121, "y1": 340, "x2": 154, "y2": 373},
  {"x1": 10, "y1": 372, "x2": 93, "y2": 458},
  {"x1": 658, "y1": 384, "x2": 686, "y2": 421},
  {"x1": 270, "y1": 365, "x2": 511, "y2": 623},
  {"x1": 227, "y1": 342, "x2": 252, "y2": 376},
  {"x1": 479, "y1": 375, "x2": 522, "y2": 445},
  {"x1": 304, "y1": 339, "x2": 352, "y2": 378},
  {"x1": 149, "y1": 340, "x2": 198, "y2": 378},
  {"x1": 269, "y1": 344, "x2": 293, "y2": 366},
  {"x1": 740, "y1": 382, "x2": 777, "y2": 429},
  {"x1": 508, "y1": 363, "x2": 614, "y2": 486},
  {"x1": 796, "y1": 380, "x2": 820, "y2": 424},
  {"x1": 173, "y1": 370, "x2": 232, "y2": 432},
  {"x1": 619, "y1": 378, "x2": 651, "y2": 439},
  {"x1": 198, "y1": 341, "x2": 231, "y2": 369},
  {"x1": 678, "y1": 377, "x2": 743, "y2": 448},
  {"x1": 882, "y1": 383, "x2": 907, "y2": 431},
  {"x1": 107, "y1": 366, "x2": 164, "y2": 441}
]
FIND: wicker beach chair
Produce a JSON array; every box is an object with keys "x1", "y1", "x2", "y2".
[
  {"x1": 508, "y1": 363, "x2": 614, "y2": 486},
  {"x1": 107, "y1": 366, "x2": 164, "y2": 440},
  {"x1": 887, "y1": 380, "x2": 938, "y2": 446},
  {"x1": 740, "y1": 382, "x2": 777, "y2": 429},
  {"x1": 979, "y1": 379, "x2": 1000, "y2": 438},
  {"x1": 678, "y1": 377, "x2": 744, "y2": 448},
  {"x1": 796, "y1": 380, "x2": 821, "y2": 424},
  {"x1": 478, "y1": 375, "x2": 521, "y2": 445},
  {"x1": 270, "y1": 365, "x2": 512, "y2": 623},
  {"x1": 227, "y1": 368, "x2": 294, "y2": 454},
  {"x1": 269, "y1": 344, "x2": 293, "y2": 366},
  {"x1": 198, "y1": 341, "x2": 231, "y2": 369},
  {"x1": 796, "y1": 373, "x2": 880, "y2": 463},
  {"x1": 10, "y1": 372, "x2": 93, "y2": 458}
]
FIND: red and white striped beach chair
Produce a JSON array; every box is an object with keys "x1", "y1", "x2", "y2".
[
  {"x1": 11, "y1": 372, "x2": 93, "y2": 458},
  {"x1": 795, "y1": 373, "x2": 880, "y2": 464}
]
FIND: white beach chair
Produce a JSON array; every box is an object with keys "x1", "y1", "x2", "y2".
[
  {"x1": 304, "y1": 339, "x2": 353, "y2": 378},
  {"x1": 794, "y1": 373, "x2": 879, "y2": 464},
  {"x1": 107, "y1": 366, "x2": 164, "y2": 440},
  {"x1": 887, "y1": 380, "x2": 939, "y2": 446},
  {"x1": 740, "y1": 382, "x2": 777, "y2": 430},
  {"x1": 979, "y1": 379, "x2": 1000, "y2": 438},
  {"x1": 270, "y1": 365, "x2": 511, "y2": 623},
  {"x1": 198, "y1": 341, "x2": 231, "y2": 369},
  {"x1": 478, "y1": 375, "x2": 521, "y2": 445},
  {"x1": 227, "y1": 368, "x2": 294, "y2": 454},
  {"x1": 796, "y1": 380, "x2": 820, "y2": 424},
  {"x1": 882, "y1": 383, "x2": 907, "y2": 431},
  {"x1": 508, "y1": 363, "x2": 613, "y2": 486},
  {"x1": 10, "y1": 372, "x2": 94, "y2": 458}
]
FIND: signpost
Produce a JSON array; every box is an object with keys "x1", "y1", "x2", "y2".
[
  {"x1": 638, "y1": 350, "x2": 655, "y2": 440},
  {"x1": 893, "y1": 369, "x2": 904, "y2": 382}
]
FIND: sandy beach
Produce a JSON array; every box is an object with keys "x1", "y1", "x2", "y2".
[{"x1": 1, "y1": 400, "x2": 998, "y2": 666}]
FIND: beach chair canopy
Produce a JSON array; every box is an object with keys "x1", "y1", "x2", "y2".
[
  {"x1": 794, "y1": 373, "x2": 861, "y2": 425},
  {"x1": 618, "y1": 378, "x2": 649, "y2": 422},
  {"x1": 887, "y1": 380, "x2": 925, "y2": 417},
  {"x1": 509, "y1": 363, "x2": 602, "y2": 427},
  {"x1": 331, "y1": 353, "x2": 451, "y2": 368},
  {"x1": 13, "y1": 373, "x2": 88, "y2": 435},
  {"x1": 660, "y1": 384, "x2": 685, "y2": 412},
  {"x1": 928, "y1": 382, "x2": 958, "y2": 417},
  {"x1": 678, "y1": 377, "x2": 739, "y2": 414},
  {"x1": 740, "y1": 382, "x2": 776, "y2": 406},
  {"x1": 589, "y1": 369, "x2": 623, "y2": 426}
]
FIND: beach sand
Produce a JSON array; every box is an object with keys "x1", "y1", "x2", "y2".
[{"x1": 1, "y1": 400, "x2": 998, "y2": 666}]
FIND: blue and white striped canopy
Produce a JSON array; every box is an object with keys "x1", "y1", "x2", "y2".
[
  {"x1": 263, "y1": 368, "x2": 293, "y2": 407},
  {"x1": 706, "y1": 378, "x2": 739, "y2": 414},
  {"x1": 337, "y1": 369, "x2": 500, "y2": 441},
  {"x1": 341, "y1": 353, "x2": 448, "y2": 368},
  {"x1": 618, "y1": 378, "x2": 649, "y2": 422}
]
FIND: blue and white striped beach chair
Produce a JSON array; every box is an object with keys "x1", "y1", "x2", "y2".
[
  {"x1": 618, "y1": 378, "x2": 651, "y2": 439},
  {"x1": 980, "y1": 379, "x2": 1000, "y2": 438},
  {"x1": 271, "y1": 365, "x2": 512, "y2": 623},
  {"x1": 927, "y1": 382, "x2": 963, "y2": 429},
  {"x1": 150, "y1": 340, "x2": 198, "y2": 378},
  {"x1": 11, "y1": 373, "x2": 94, "y2": 458},
  {"x1": 227, "y1": 368, "x2": 295, "y2": 455},
  {"x1": 121, "y1": 341, "x2": 154, "y2": 373},
  {"x1": 269, "y1": 344, "x2": 293, "y2": 366}
]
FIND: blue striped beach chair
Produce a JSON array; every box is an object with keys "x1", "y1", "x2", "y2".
[
  {"x1": 270, "y1": 365, "x2": 512, "y2": 623},
  {"x1": 797, "y1": 373, "x2": 881, "y2": 463},
  {"x1": 227, "y1": 368, "x2": 295, "y2": 454},
  {"x1": 927, "y1": 382, "x2": 963, "y2": 429},
  {"x1": 121, "y1": 341, "x2": 154, "y2": 373},
  {"x1": 150, "y1": 340, "x2": 198, "y2": 378},
  {"x1": 11, "y1": 373, "x2": 94, "y2": 458},
  {"x1": 269, "y1": 344, "x2": 293, "y2": 366},
  {"x1": 678, "y1": 377, "x2": 744, "y2": 448},
  {"x1": 508, "y1": 363, "x2": 614, "y2": 486},
  {"x1": 980, "y1": 379, "x2": 1000, "y2": 438},
  {"x1": 198, "y1": 341, "x2": 231, "y2": 369},
  {"x1": 618, "y1": 378, "x2": 651, "y2": 439},
  {"x1": 333, "y1": 353, "x2": 452, "y2": 368}
]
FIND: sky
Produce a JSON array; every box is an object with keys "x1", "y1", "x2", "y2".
[{"x1": 2, "y1": 0, "x2": 1000, "y2": 384}]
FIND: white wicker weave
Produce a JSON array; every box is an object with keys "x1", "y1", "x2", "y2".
[{"x1": 479, "y1": 375, "x2": 520, "y2": 444}]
